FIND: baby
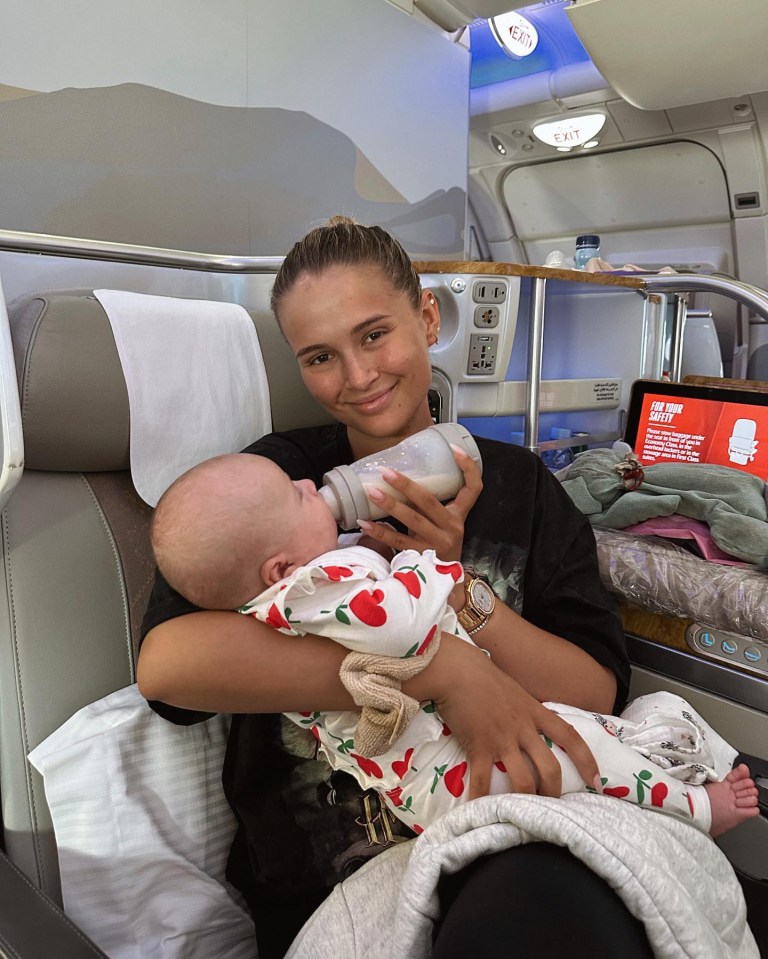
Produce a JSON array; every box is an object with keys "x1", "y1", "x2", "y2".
[{"x1": 151, "y1": 452, "x2": 760, "y2": 838}]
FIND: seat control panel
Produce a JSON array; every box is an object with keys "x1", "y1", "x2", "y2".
[{"x1": 686, "y1": 624, "x2": 768, "y2": 678}]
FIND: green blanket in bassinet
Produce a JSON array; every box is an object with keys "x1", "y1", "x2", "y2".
[{"x1": 560, "y1": 448, "x2": 768, "y2": 566}]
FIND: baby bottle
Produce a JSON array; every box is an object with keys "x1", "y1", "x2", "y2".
[{"x1": 318, "y1": 423, "x2": 483, "y2": 530}]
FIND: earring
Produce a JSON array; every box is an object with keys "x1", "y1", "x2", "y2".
[{"x1": 429, "y1": 295, "x2": 435, "y2": 305}]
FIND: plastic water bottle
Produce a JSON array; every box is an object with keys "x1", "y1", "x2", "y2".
[
  {"x1": 574, "y1": 234, "x2": 600, "y2": 270},
  {"x1": 318, "y1": 423, "x2": 483, "y2": 530},
  {"x1": 540, "y1": 427, "x2": 574, "y2": 472}
]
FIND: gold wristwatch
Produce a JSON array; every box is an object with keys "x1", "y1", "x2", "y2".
[{"x1": 457, "y1": 572, "x2": 496, "y2": 636}]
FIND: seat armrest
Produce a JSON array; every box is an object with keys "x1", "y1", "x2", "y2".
[
  {"x1": 736, "y1": 751, "x2": 768, "y2": 814},
  {"x1": 0, "y1": 850, "x2": 108, "y2": 958}
]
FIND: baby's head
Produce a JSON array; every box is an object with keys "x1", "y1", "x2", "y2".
[{"x1": 151, "y1": 453, "x2": 339, "y2": 609}]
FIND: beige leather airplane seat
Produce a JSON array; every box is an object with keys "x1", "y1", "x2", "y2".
[{"x1": 0, "y1": 288, "x2": 330, "y2": 910}]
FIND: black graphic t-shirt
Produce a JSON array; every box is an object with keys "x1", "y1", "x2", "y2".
[{"x1": 140, "y1": 425, "x2": 629, "y2": 957}]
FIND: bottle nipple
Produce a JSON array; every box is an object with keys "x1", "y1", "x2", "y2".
[{"x1": 318, "y1": 484, "x2": 341, "y2": 523}]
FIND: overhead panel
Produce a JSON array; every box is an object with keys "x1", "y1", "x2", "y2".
[
  {"x1": 566, "y1": 0, "x2": 768, "y2": 110},
  {"x1": 502, "y1": 141, "x2": 730, "y2": 241},
  {"x1": 415, "y1": 0, "x2": 532, "y2": 31}
]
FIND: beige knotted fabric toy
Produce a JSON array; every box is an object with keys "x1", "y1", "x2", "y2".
[{"x1": 339, "y1": 633, "x2": 441, "y2": 757}]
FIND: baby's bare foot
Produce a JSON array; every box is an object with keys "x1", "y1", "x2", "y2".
[{"x1": 705, "y1": 764, "x2": 761, "y2": 837}]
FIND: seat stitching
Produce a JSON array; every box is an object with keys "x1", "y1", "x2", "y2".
[
  {"x1": 79, "y1": 474, "x2": 135, "y2": 679},
  {"x1": 2, "y1": 508, "x2": 49, "y2": 891},
  {"x1": 2, "y1": 851, "x2": 108, "y2": 956}
]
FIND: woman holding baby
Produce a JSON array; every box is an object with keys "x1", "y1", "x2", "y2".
[{"x1": 138, "y1": 217, "x2": 653, "y2": 957}]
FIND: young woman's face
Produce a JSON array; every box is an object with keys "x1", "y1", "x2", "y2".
[{"x1": 278, "y1": 263, "x2": 440, "y2": 457}]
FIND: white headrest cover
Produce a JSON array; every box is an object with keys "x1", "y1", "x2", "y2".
[{"x1": 94, "y1": 289, "x2": 271, "y2": 506}]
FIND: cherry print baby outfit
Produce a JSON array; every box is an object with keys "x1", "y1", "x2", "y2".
[{"x1": 240, "y1": 548, "x2": 736, "y2": 834}]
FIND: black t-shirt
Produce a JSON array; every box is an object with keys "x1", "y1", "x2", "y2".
[{"x1": 141, "y1": 425, "x2": 629, "y2": 956}]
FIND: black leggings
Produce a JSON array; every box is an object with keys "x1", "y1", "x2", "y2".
[{"x1": 432, "y1": 843, "x2": 655, "y2": 958}]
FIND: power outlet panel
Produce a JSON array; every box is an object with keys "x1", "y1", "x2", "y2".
[
  {"x1": 474, "y1": 305, "x2": 500, "y2": 328},
  {"x1": 472, "y1": 280, "x2": 507, "y2": 304},
  {"x1": 467, "y1": 333, "x2": 498, "y2": 375}
]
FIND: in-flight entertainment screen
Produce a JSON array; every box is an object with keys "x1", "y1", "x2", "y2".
[{"x1": 623, "y1": 380, "x2": 768, "y2": 481}]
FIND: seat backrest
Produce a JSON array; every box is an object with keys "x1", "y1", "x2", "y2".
[{"x1": 0, "y1": 288, "x2": 328, "y2": 904}]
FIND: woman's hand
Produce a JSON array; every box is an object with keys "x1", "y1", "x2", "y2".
[
  {"x1": 407, "y1": 635, "x2": 600, "y2": 800},
  {"x1": 358, "y1": 444, "x2": 482, "y2": 562}
]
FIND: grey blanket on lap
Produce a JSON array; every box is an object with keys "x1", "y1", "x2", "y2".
[
  {"x1": 560, "y1": 448, "x2": 768, "y2": 565},
  {"x1": 287, "y1": 792, "x2": 758, "y2": 959}
]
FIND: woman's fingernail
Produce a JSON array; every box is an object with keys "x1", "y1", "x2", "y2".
[
  {"x1": 449, "y1": 443, "x2": 468, "y2": 457},
  {"x1": 357, "y1": 519, "x2": 374, "y2": 530},
  {"x1": 366, "y1": 486, "x2": 385, "y2": 502},
  {"x1": 380, "y1": 467, "x2": 399, "y2": 483}
]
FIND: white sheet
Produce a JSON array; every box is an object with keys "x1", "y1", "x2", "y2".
[
  {"x1": 94, "y1": 289, "x2": 271, "y2": 507},
  {"x1": 28, "y1": 685, "x2": 257, "y2": 959}
]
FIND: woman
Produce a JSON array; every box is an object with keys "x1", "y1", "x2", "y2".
[{"x1": 137, "y1": 218, "x2": 650, "y2": 957}]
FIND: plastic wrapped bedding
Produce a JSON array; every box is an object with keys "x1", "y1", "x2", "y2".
[{"x1": 593, "y1": 527, "x2": 768, "y2": 642}]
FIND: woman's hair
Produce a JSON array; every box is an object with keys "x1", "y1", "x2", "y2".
[{"x1": 270, "y1": 216, "x2": 421, "y2": 322}]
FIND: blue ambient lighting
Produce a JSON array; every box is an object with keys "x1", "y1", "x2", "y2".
[{"x1": 470, "y1": 2, "x2": 594, "y2": 90}]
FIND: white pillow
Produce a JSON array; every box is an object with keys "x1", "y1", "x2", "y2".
[{"x1": 28, "y1": 684, "x2": 257, "y2": 959}]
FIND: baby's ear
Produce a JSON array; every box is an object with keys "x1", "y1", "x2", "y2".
[{"x1": 261, "y1": 554, "x2": 299, "y2": 586}]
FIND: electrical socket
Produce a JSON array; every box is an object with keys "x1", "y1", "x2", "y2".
[
  {"x1": 467, "y1": 333, "x2": 498, "y2": 375},
  {"x1": 474, "y1": 305, "x2": 500, "y2": 328},
  {"x1": 472, "y1": 280, "x2": 507, "y2": 304}
]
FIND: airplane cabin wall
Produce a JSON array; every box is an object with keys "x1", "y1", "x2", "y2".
[{"x1": 0, "y1": 0, "x2": 469, "y2": 259}]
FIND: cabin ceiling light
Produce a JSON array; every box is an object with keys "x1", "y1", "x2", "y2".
[
  {"x1": 490, "y1": 10, "x2": 539, "y2": 59},
  {"x1": 582, "y1": 140, "x2": 599, "y2": 150},
  {"x1": 490, "y1": 134, "x2": 507, "y2": 156},
  {"x1": 532, "y1": 113, "x2": 606, "y2": 149}
]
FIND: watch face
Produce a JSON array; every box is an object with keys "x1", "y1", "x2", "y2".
[{"x1": 470, "y1": 579, "x2": 495, "y2": 615}]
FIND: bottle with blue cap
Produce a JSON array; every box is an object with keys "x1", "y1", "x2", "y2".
[
  {"x1": 574, "y1": 234, "x2": 600, "y2": 270},
  {"x1": 540, "y1": 427, "x2": 574, "y2": 472}
]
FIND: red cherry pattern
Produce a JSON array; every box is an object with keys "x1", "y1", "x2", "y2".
[
  {"x1": 348, "y1": 589, "x2": 387, "y2": 627},
  {"x1": 650, "y1": 781, "x2": 668, "y2": 808},
  {"x1": 416, "y1": 624, "x2": 438, "y2": 656},
  {"x1": 394, "y1": 570, "x2": 422, "y2": 598},
  {"x1": 444, "y1": 761, "x2": 468, "y2": 798},
  {"x1": 320, "y1": 565, "x2": 354, "y2": 582},
  {"x1": 350, "y1": 753, "x2": 384, "y2": 778},
  {"x1": 386, "y1": 786, "x2": 404, "y2": 807},
  {"x1": 392, "y1": 747, "x2": 415, "y2": 779},
  {"x1": 265, "y1": 603, "x2": 291, "y2": 630},
  {"x1": 385, "y1": 785, "x2": 415, "y2": 814},
  {"x1": 435, "y1": 562, "x2": 463, "y2": 582},
  {"x1": 603, "y1": 785, "x2": 630, "y2": 799}
]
